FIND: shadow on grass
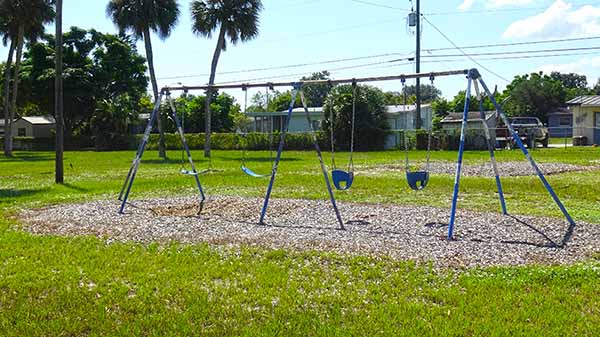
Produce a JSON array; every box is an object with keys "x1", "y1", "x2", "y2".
[
  {"x1": 0, "y1": 153, "x2": 54, "y2": 163},
  {"x1": 61, "y1": 183, "x2": 90, "y2": 193},
  {"x1": 0, "y1": 188, "x2": 49, "y2": 199}
]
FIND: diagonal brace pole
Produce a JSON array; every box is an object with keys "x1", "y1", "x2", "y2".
[
  {"x1": 448, "y1": 73, "x2": 473, "y2": 240},
  {"x1": 473, "y1": 80, "x2": 507, "y2": 215}
]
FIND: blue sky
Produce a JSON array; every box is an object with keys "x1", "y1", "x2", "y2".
[{"x1": 3, "y1": 0, "x2": 600, "y2": 105}]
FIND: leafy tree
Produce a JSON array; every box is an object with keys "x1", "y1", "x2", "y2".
[
  {"x1": 163, "y1": 92, "x2": 241, "y2": 133},
  {"x1": 449, "y1": 90, "x2": 496, "y2": 113},
  {"x1": 401, "y1": 84, "x2": 441, "y2": 103},
  {"x1": 323, "y1": 84, "x2": 389, "y2": 151},
  {"x1": 107, "y1": 0, "x2": 180, "y2": 159},
  {"x1": 19, "y1": 28, "x2": 148, "y2": 140},
  {"x1": 0, "y1": 0, "x2": 55, "y2": 156},
  {"x1": 191, "y1": 0, "x2": 263, "y2": 158},
  {"x1": 300, "y1": 71, "x2": 333, "y2": 107},
  {"x1": 92, "y1": 93, "x2": 140, "y2": 150},
  {"x1": 550, "y1": 71, "x2": 592, "y2": 100},
  {"x1": 503, "y1": 72, "x2": 566, "y2": 123}
]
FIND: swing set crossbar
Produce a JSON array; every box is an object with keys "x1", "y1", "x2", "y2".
[{"x1": 161, "y1": 70, "x2": 470, "y2": 92}]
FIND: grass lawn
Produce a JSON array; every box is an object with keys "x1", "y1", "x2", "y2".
[{"x1": 1, "y1": 147, "x2": 599, "y2": 335}]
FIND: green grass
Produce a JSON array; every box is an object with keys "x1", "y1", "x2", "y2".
[{"x1": 1, "y1": 148, "x2": 600, "y2": 335}]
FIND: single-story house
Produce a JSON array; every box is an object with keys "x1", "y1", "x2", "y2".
[
  {"x1": 547, "y1": 107, "x2": 573, "y2": 138},
  {"x1": 0, "y1": 116, "x2": 56, "y2": 138},
  {"x1": 245, "y1": 104, "x2": 433, "y2": 149},
  {"x1": 566, "y1": 96, "x2": 600, "y2": 145},
  {"x1": 440, "y1": 111, "x2": 497, "y2": 149}
]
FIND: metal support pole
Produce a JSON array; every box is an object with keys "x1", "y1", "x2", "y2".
[
  {"x1": 478, "y1": 77, "x2": 576, "y2": 226},
  {"x1": 119, "y1": 92, "x2": 164, "y2": 214},
  {"x1": 166, "y1": 93, "x2": 206, "y2": 210},
  {"x1": 259, "y1": 86, "x2": 300, "y2": 225},
  {"x1": 448, "y1": 74, "x2": 473, "y2": 240},
  {"x1": 473, "y1": 81, "x2": 507, "y2": 215}
]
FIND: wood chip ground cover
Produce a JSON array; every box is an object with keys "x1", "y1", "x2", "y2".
[{"x1": 20, "y1": 196, "x2": 600, "y2": 269}]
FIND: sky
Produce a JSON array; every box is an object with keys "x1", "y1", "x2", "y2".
[{"x1": 3, "y1": 0, "x2": 600, "y2": 106}]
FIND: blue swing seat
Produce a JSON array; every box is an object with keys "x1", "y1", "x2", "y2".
[
  {"x1": 332, "y1": 170, "x2": 354, "y2": 190},
  {"x1": 241, "y1": 165, "x2": 271, "y2": 178},
  {"x1": 406, "y1": 171, "x2": 429, "y2": 191}
]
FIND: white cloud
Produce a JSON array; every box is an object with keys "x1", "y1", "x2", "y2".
[
  {"x1": 535, "y1": 57, "x2": 600, "y2": 75},
  {"x1": 503, "y1": 0, "x2": 600, "y2": 39},
  {"x1": 457, "y1": 0, "x2": 476, "y2": 11}
]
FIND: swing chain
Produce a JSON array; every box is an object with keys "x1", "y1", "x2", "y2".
[{"x1": 349, "y1": 79, "x2": 357, "y2": 173}]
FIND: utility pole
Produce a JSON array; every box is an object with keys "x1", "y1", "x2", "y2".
[
  {"x1": 415, "y1": 0, "x2": 421, "y2": 130},
  {"x1": 55, "y1": 0, "x2": 64, "y2": 184}
]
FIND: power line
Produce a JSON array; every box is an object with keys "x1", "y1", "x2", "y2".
[
  {"x1": 424, "y1": 36, "x2": 600, "y2": 52},
  {"x1": 159, "y1": 36, "x2": 600, "y2": 80},
  {"x1": 421, "y1": 46, "x2": 600, "y2": 59},
  {"x1": 347, "y1": 0, "x2": 410, "y2": 11},
  {"x1": 421, "y1": 15, "x2": 510, "y2": 82}
]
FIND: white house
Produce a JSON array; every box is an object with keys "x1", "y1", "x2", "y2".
[{"x1": 566, "y1": 96, "x2": 600, "y2": 145}]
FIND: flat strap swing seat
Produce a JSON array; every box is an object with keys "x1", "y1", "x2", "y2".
[{"x1": 241, "y1": 165, "x2": 272, "y2": 178}]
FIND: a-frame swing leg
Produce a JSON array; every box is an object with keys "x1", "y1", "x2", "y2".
[
  {"x1": 448, "y1": 73, "x2": 473, "y2": 240},
  {"x1": 477, "y1": 75, "x2": 575, "y2": 226},
  {"x1": 259, "y1": 84, "x2": 345, "y2": 230},
  {"x1": 448, "y1": 69, "x2": 576, "y2": 240},
  {"x1": 119, "y1": 92, "x2": 164, "y2": 214},
  {"x1": 473, "y1": 81, "x2": 507, "y2": 215},
  {"x1": 166, "y1": 92, "x2": 206, "y2": 210}
]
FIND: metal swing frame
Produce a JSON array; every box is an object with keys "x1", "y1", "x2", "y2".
[
  {"x1": 152, "y1": 68, "x2": 574, "y2": 239},
  {"x1": 118, "y1": 90, "x2": 206, "y2": 214}
]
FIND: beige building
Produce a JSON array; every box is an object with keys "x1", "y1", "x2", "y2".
[
  {"x1": 2, "y1": 116, "x2": 56, "y2": 138},
  {"x1": 567, "y1": 96, "x2": 600, "y2": 145}
]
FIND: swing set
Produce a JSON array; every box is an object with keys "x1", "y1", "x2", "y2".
[{"x1": 118, "y1": 68, "x2": 575, "y2": 240}]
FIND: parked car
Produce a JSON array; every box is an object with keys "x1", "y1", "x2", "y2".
[{"x1": 496, "y1": 117, "x2": 549, "y2": 148}]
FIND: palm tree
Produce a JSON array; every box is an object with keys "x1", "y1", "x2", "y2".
[
  {"x1": 0, "y1": 0, "x2": 54, "y2": 157},
  {"x1": 107, "y1": 0, "x2": 180, "y2": 159},
  {"x1": 191, "y1": 0, "x2": 263, "y2": 158}
]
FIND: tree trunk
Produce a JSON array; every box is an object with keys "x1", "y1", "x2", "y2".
[
  {"x1": 143, "y1": 27, "x2": 166, "y2": 159},
  {"x1": 7, "y1": 25, "x2": 25, "y2": 157},
  {"x1": 3, "y1": 40, "x2": 15, "y2": 157},
  {"x1": 55, "y1": 0, "x2": 64, "y2": 184},
  {"x1": 204, "y1": 26, "x2": 226, "y2": 158}
]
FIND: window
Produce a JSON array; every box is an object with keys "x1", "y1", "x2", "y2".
[
  {"x1": 559, "y1": 116, "x2": 571, "y2": 126},
  {"x1": 18, "y1": 128, "x2": 26, "y2": 137}
]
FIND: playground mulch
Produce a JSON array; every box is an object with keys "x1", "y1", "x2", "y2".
[
  {"x1": 362, "y1": 161, "x2": 600, "y2": 177},
  {"x1": 20, "y1": 196, "x2": 600, "y2": 269}
]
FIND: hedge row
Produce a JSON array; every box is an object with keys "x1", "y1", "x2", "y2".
[{"x1": 1, "y1": 130, "x2": 493, "y2": 152}]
